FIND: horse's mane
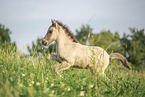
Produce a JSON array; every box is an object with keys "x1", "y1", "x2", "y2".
[{"x1": 56, "y1": 20, "x2": 79, "y2": 43}]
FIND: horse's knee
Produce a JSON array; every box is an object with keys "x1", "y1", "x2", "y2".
[
  {"x1": 58, "y1": 61, "x2": 73, "y2": 71},
  {"x1": 89, "y1": 67, "x2": 95, "y2": 75}
]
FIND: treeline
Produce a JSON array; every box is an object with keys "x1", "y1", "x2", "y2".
[
  {"x1": 0, "y1": 24, "x2": 17, "y2": 52},
  {"x1": 0, "y1": 24, "x2": 144, "y2": 66}
]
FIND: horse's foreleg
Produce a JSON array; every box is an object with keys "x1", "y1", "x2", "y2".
[
  {"x1": 102, "y1": 73, "x2": 110, "y2": 81},
  {"x1": 53, "y1": 55, "x2": 61, "y2": 63},
  {"x1": 89, "y1": 67, "x2": 95, "y2": 75},
  {"x1": 56, "y1": 61, "x2": 72, "y2": 72},
  {"x1": 49, "y1": 60, "x2": 55, "y2": 71},
  {"x1": 55, "y1": 61, "x2": 72, "y2": 77},
  {"x1": 55, "y1": 61, "x2": 73, "y2": 77}
]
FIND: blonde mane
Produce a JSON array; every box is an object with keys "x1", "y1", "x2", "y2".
[{"x1": 56, "y1": 20, "x2": 79, "y2": 43}]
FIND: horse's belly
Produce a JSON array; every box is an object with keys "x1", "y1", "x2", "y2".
[{"x1": 74, "y1": 56, "x2": 90, "y2": 68}]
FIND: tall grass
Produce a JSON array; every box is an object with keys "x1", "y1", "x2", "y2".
[{"x1": 0, "y1": 46, "x2": 145, "y2": 97}]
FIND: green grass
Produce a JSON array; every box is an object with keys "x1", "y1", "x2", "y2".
[{"x1": 0, "y1": 47, "x2": 145, "y2": 97}]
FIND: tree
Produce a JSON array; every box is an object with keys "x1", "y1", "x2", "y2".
[
  {"x1": 76, "y1": 24, "x2": 93, "y2": 44},
  {"x1": 0, "y1": 24, "x2": 11, "y2": 44},
  {"x1": 0, "y1": 24, "x2": 17, "y2": 52},
  {"x1": 90, "y1": 30, "x2": 120, "y2": 54},
  {"x1": 120, "y1": 28, "x2": 145, "y2": 66}
]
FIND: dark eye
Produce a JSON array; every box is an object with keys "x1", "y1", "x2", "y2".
[{"x1": 49, "y1": 31, "x2": 52, "y2": 33}]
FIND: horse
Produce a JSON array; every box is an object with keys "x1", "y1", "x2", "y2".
[{"x1": 42, "y1": 19, "x2": 131, "y2": 79}]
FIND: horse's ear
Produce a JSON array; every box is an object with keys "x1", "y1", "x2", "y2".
[
  {"x1": 53, "y1": 20, "x2": 58, "y2": 28},
  {"x1": 51, "y1": 19, "x2": 54, "y2": 24}
]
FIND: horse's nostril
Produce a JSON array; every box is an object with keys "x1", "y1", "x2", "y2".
[
  {"x1": 42, "y1": 41, "x2": 46, "y2": 45},
  {"x1": 42, "y1": 40, "x2": 48, "y2": 45}
]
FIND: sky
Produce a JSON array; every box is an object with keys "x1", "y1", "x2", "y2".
[{"x1": 0, "y1": 0, "x2": 145, "y2": 53}]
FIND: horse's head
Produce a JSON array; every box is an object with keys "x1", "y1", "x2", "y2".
[{"x1": 42, "y1": 19, "x2": 59, "y2": 46}]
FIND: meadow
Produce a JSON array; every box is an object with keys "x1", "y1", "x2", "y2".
[{"x1": 0, "y1": 47, "x2": 145, "y2": 97}]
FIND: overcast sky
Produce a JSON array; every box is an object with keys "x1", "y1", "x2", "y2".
[{"x1": 0, "y1": 0, "x2": 145, "y2": 53}]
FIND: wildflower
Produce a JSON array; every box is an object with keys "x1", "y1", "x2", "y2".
[
  {"x1": 52, "y1": 90, "x2": 55, "y2": 94},
  {"x1": 81, "y1": 86, "x2": 84, "y2": 90},
  {"x1": 80, "y1": 91, "x2": 85, "y2": 96},
  {"x1": 36, "y1": 82, "x2": 40, "y2": 86},
  {"x1": 51, "y1": 84, "x2": 54, "y2": 87},
  {"x1": 67, "y1": 87, "x2": 71, "y2": 91},
  {"x1": 2, "y1": 70, "x2": 4, "y2": 73},
  {"x1": 45, "y1": 80, "x2": 47, "y2": 83},
  {"x1": 12, "y1": 71, "x2": 16, "y2": 74},
  {"x1": 47, "y1": 54, "x2": 51, "y2": 60},
  {"x1": 22, "y1": 74, "x2": 25, "y2": 77},
  {"x1": 31, "y1": 81, "x2": 35, "y2": 84},
  {"x1": 88, "y1": 84, "x2": 94, "y2": 89},
  {"x1": 29, "y1": 84, "x2": 32, "y2": 86},
  {"x1": 62, "y1": 92, "x2": 64, "y2": 95},
  {"x1": 19, "y1": 83, "x2": 23, "y2": 87}
]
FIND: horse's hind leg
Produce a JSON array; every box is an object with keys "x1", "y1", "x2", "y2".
[
  {"x1": 89, "y1": 62, "x2": 110, "y2": 81},
  {"x1": 101, "y1": 60, "x2": 110, "y2": 81}
]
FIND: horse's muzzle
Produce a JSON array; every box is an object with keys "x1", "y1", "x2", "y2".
[{"x1": 42, "y1": 39, "x2": 48, "y2": 46}]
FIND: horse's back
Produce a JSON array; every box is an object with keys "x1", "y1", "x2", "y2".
[{"x1": 72, "y1": 44, "x2": 109, "y2": 68}]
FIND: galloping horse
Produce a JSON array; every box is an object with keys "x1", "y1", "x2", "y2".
[{"x1": 42, "y1": 19, "x2": 131, "y2": 79}]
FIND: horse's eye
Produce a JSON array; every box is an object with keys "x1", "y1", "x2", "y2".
[{"x1": 49, "y1": 31, "x2": 52, "y2": 33}]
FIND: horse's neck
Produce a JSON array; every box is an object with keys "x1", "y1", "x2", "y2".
[
  {"x1": 55, "y1": 32, "x2": 73, "y2": 58},
  {"x1": 56, "y1": 32, "x2": 73, "y2": 49}
]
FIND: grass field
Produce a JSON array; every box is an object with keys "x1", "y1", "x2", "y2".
[{"x1": 0, "y1": 47, "x2": 145, "y2": 97}]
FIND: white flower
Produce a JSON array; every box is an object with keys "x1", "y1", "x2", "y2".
[
  {"x1": 31, "y1": 81, "x2": 35, "y2": 84},
  {"x1": 52, "y1": 90, "x2": 55, "y2": 94},
  {"x1": 22, "y1": 74, "x2": 25, "y2": 77},
  {"x1": 62, "y1": 92, "x2": 64, "y2": 95},
  {"x1": 67, "y1": 87, "x2": 71, "y2": 91},
  {"x1": 45, "y1": 80, "x2": 47, "y2": 83},
  {"x1": 19, "y1": 83, "x2": 23, "y2": 87},
  {"x1": 80, "y1": 91, "x2": 85, "y2": 96},
  {"x1": 36, "y1": 82, "x2": 40, "y2": 86},
  {"x1": 88, "y1": 84, "x2": 94, "y2": 89},
  {"x1": 51, "y1": 84, "x2": 54, "y2": 87},
  {"x1": 29, "y1": 84, "x2": 32, "y2": 86}
]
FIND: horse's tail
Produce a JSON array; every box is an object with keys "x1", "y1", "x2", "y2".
[{"x1": 109, "y1": 53, "x2": 131, "y2": 70}]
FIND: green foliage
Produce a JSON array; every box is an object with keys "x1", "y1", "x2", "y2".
[
  {"x1": 0, "y1": 24, "x2": 17, "y2": 52},
  {"x1": 90, "y1": 30, "x2": 120, "y2": 54},
  {"x1": 120, "y1": 28, "x2": 145, "y2": 66},
  {"x1": 0, "y1": 24, "x2": 11, "y2": 44},
  {"x1": 0, "y1": 42, "x2": 17, "y2": 53},
  {"x1": 27, "y1": 38, "x2": 56, "y2": 57},
  {"x1": 0, "y1": 45, "x2": 145, "y2": 97},
  {"x1": 76, "y1": 24, "x2": 93, "y2": 44}
]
